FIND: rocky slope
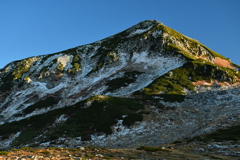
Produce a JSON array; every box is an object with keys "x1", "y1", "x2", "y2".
[{"x1": 0, "y1": 20, "x2": 240, "y2": 150}]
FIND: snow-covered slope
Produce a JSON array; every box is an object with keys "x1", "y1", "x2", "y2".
[{"x1": 0, "y1": 20, "x2": 240, "y2": 149}]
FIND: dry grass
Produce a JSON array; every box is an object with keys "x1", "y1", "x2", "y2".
[{"x1": 0, "y1": 144, "x2": 237, "y2": 160}]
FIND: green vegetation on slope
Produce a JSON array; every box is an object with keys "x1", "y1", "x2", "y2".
[
  {"x1": 12, "y1": 57, "x2": 39, "y2": 80},
  {"x1": 22, "y1": 97, "x2": 59, "y2": 114},
  {"x1": 142, "y1": 59, "x2": 240, "y2": 95},
  {"x1": 137, "y1": 146, "x2": 170, "y2": 152},
  {"x1": 0, "y1": 72, "x2": 14, "y2": 91},
  {"x1": 69, "y1": 54, "x2": 81, "y2": 73},
  {"x1": 0, "y1": 96, "x2": 144, "y2": 147},
  {"x1": 146, "y1": 22, "x2": 228, "y2": 61},
  {"x1": 51, "y1": 96, "x2": 144, "y2": 141},
  {"x1": 106, "y1": 71, "x2": 143, "y2": 91},
  {"x1": 0, "y1": 151, "x2": 9, "y2": 155},
  {"x1": 187, "y1": 125, "x2": 240, "y2": 143}
]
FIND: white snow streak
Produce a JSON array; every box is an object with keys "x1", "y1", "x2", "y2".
[
  {"x1": 128, "y1": 26, "x2": 153, "y2": 37},
  {"x1": 0, "y1": 132, "x2": 21, "y2": 149}
]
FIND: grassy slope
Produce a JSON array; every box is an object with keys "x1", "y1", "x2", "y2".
[{"x1": 141, "y1": 58, "x2": 240, "y2": 96}]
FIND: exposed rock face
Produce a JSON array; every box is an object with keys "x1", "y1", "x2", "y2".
[{"x1": 0, "y1": 20, "x2": 240, "y2": 149}]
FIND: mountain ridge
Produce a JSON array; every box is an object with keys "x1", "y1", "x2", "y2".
[{"x1": 0, "y1": 20, "x2": 240, "y2": 149}]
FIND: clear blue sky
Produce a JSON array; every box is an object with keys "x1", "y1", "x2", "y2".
[{"x1": 1, "y1": 0, "x2": 240, "y2": 69}]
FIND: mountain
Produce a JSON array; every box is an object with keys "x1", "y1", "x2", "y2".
[{"x1": 1, "y1": 20, "x2": 240, "y2": 149}]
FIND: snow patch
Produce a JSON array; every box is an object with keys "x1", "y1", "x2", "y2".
[
  {"x1": 35, "y1": 54, "x2": 62, "y2": 73},
  {"x1": 55, "y1": 114, "x2": 68, "y2": 124},
  {"x1": 128, "y1": 26, "x2": 153, "y2": 37},
  {"x1": 0, "y1": 132, "x2": 21, "y2": 149},
  {"x1": 56, "y1": 55, "x2": 71, "y2": 68},
  {"x1": 40, "y1": 141, "x2": 50, "y2": 147},
  {"x1": 151, "y1": 30, "x2": 162, "y2": 38},
  {"x1": 107, "y1": 51, "x2": 186, "y2": 96}
]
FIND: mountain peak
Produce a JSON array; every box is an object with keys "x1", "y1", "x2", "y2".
[
  {"x1": 1, "y1": 20, "x2": 240, "y2": 149},
  {"x1": 133, "y1": 19, "x2": 162, "y2": 27}
]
